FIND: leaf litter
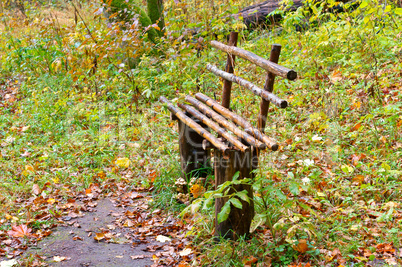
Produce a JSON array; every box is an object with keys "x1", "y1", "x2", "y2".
[{"x1": 1, "y1": 180, "x2": 197, "y2": 266}]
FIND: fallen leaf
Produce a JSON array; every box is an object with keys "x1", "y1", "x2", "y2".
[
  {"x1": 32, "y1": 184, "x2": 41, "y2": 195},
  {"x1": 352, "y1": 175, "x2": 365, "y2": 185},
  {"x1": 25, "y1": 165, "x2": 34, "y2": 172},
  {"x1": 115, "y1": 157, "x2": 130, "y2": 168},
  {"x1": 53, "y1": 256, "x2": 67, "y2": 262},
  {"x1": 351, "y1": 123, "x2": 362, "y2": 131},
  {"x1": 94, "y1": 233, "x2": 105, "y2": 241},
  {"x1": 243, "y1": 256, "x2": 258, "y2": 265},
  {"x1": 156, "y1": 235, "x2": 171, "y2": 243},
  {"x1": 131, "y1": 255, "x2": 146, "y2": 260},
  {"x1": 293, "y1": 239, "x2": 309, "y2": 253},
  {"x1": 179, "y1": 248, "x2": 192, "y2": 257},
  {"x1": 0, "y1": 259, "x2": 18, "y2": 267},
  {"x1": 330, "y1": 69, "x2": 343, "y2": 83},
  {"x1": 7, "y1": 224, "x2": 32, "y2": 238}
]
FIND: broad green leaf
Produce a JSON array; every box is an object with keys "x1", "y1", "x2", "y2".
[
  {"x1": 232, "y1": 171, "x2": 240, "y2": 181},
  {"x1": 203, "y1": 196, "x2": 214, "y2": 210},
  {"x1": 235, "y1": 190, "x2": 250, "y2": 203},
  {"x1": 217, "y1": 201, "x2": 231, "y2": 223},
  {"x1": 230, "y1": 198, "x2": 243, "y2": 209},
  {"x1": 289, "y1": 182, "x2": 300, "y2": 196}
]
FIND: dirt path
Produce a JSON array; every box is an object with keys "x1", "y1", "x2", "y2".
[
  {"x1": 30, "y1": 198, "x2": 154, "y2": 266},
  {"x1": 1, "y1": 182, "x2": 195, "y2": 267}
]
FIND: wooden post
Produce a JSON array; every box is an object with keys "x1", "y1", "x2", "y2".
[
  {"x1": 257, "y1": 44, "x2": 281, "y2": 133},
  {"x1": 221, "y1": 32, "x2": 238, "y2": 109},
  {"x1": 214, "y1": 149, "x2": 254, "y2": 240},
  {"x1": 178, "y1": 115, "x2": 211, "y2": 180}
]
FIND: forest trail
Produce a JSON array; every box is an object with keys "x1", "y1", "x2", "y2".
[{"x1": 1, "y1": 182, "x2": 195, "y2": 267}]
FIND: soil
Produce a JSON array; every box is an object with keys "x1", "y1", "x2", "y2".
[{"x1": 27, "y1": 198, "x2": 160, "y2": 267}]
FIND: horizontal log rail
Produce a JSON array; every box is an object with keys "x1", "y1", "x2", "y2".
[
  {"x1": 210, "y1": 40, "x2": 297, "y2": 80},
  {"x1": 206, "y1": 64, "x2": 288, "y2": 108},
  {"x1": 160, "y1": 96, "x2": 230, "y2": 154},
  {"x1": 178, "y1": 103, "x2": 250, "y2": 153},
  {"x1": 195, "y1": 93, "x2": 279, "y2": 151},
  {"x1": 185, "y1": 96, "x2": 267, "y2": 150}
]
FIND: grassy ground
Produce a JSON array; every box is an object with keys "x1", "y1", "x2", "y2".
[{"x1": 1, "y1": 0, "x2": 402, "y2": 266}]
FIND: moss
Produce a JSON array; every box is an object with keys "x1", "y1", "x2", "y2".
[
  {"x1": 147, "y1": 0, "x2": 165, "y2": 33},
  {"x1": 103, "y1": 0, "x2": 160, "y2": 43}
]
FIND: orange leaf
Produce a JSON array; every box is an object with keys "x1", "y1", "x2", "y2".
[
  {"x1": 94, "y1": 233, "x2": 105, "y2": 241},
  {"x1": 7, "y1": 224, "x2": 32, "y2": 238},
  {"x1": 149, "y1": 170, "x2": 157, "y2": 182},
  {"x1": 293, "y1": 239, "x2": 309, "y2": 253},
  {"x1": 352, "y1": 175, "x2": 365, "y2": 185},
  {"x1": 243, "y1": 256, "x2": 258, "y2": 265},
  {"x1": 190, "y1": 184, "x2": 205, "y2": 198},
  {"x1": 351, "y1": 123, "x2": 362, "y2": 131}
]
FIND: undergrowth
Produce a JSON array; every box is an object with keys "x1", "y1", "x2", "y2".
[{"x1": 0, "y1": 0, "x2": 402, "y2": 265}]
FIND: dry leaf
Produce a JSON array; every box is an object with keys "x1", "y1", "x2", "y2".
[
  {"x1": 131, "y1": 255, "x2": 146, "y2": 260},
  {"x1": 32, "y1": 184, "x2": 41, "y2": 195},
  {"x1": 25, "y1": 165, "x2": 34, "y2": 172},
  {"x1": 293, "y1": 239, "x2": 309, "y2": 253},
  {"x1": 7, "y1": 224, "x2": 32, "y2": 238},
  {"x1": 94, "y1": 233, "x2": 105, "y2": 241},
  {"x1": 115, "y1": 158, "x2": 130, "y2": 168},
  {"x1": 53, "y1": 256, "x2": 67, "y2": 262},
  {"x1": 179, "y1": 248, "x2": 192, "y2": 256},
  {"x1": 156, "y1": 235, "x2": 171, "y2": 243}
]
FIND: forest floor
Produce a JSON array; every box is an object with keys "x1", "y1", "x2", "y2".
[
  {"x1": 1, "y1": 1, "x2": 402, "y2": 266},
  {"x1": 1, "y1": 177, "x2": 195, "y2": 267}
]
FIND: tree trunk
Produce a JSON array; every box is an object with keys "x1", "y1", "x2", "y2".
[{"x1": 147, "y1": 0, "x2": 165, "y2": 33}]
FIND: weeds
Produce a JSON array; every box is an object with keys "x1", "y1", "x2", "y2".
[{"x1": 0, "y1": 0, "x2": 402, "y2": 265}]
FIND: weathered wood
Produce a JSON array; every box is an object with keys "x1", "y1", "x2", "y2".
[
  {"x1": 160, "y1": 96, "x2": 230, "y2": 154},
  {"x1": 206, "y1": 64, "x2": 288, "y2": 108},
  {"x1": 238, "y1": 0, "x2": 303, "y2": 28},
  {"x1": 195, "y1": 93, "x2": 279, "y2": 151},
  {"x1": 178, "y1": 103, "x2": 250, "y2": 153},
  {"x1": 210, "y1": 40, "x2": 297, "y2": 80},
  {"x1": 238, "y1": 0, "x2": 356, "y2": 29},
  {"x1": 258, "y1": 44, "x2": 281, "y2": 133},
  {"x1": 178, "y1": 118, "x2": 210, "y2": 179},
  {"x1": 214, "y1": 149, "x2": 254, "y2": 240},
  {"x1": 222, "y1": 32, "x2": 238, "y2": 108},
  {"x1": 185, "y1": 96, "x2": 266, "y2": 150}
]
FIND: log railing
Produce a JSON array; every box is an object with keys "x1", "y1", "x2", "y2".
[{"x1": 160, "y1": 32, "x2": 297, "y2": 240}]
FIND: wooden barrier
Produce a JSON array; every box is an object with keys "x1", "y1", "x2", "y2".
[{"x1": 160, "y1": 32, "x2": 297, "y2": 239}]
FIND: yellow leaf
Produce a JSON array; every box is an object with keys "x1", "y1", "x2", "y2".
[
  {"x1": 352, "y1": 175, "x2": 365, "y2": 185},
  {"x1": 190, "y1": 184, "x2": 205, "y2": 198},
  {"x1": 115, "y1": 157, "x2": 130, "y2": 168},
  {"x1": 25, "y1": 165, "x2": 34, "y2": 172},
  {"x1": 94, "y1": 233, "x2": 105, "y2": 241},
  {"x1": 47, "y1": 198, "x2": 56, "y2": 204}
]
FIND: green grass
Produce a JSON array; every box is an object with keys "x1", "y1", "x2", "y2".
[{"x1": 1, "y1": 0, "x2": 402, "y2": 265}]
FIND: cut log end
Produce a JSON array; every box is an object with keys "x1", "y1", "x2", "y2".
[
  {"x1": 271, "y1": 143, "x2": 279, "y2": 151},
  {"x1": 280, "y1": 100, "x2": 288, "y2": 109},
  {"x1": 287, "y1": 70, "x2": 297, "y2": 80}
]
